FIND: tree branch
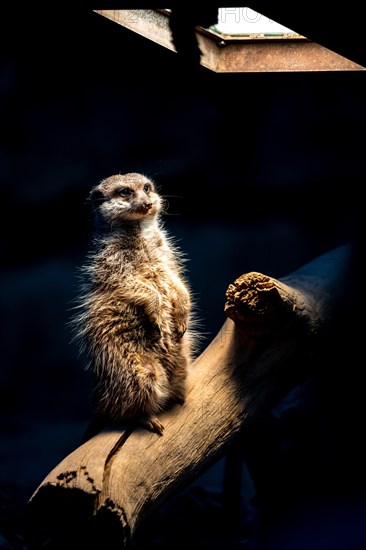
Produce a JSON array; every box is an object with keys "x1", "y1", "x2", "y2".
[{"x1": 26, "y1": 244, "x2": 353, "y2": 549}]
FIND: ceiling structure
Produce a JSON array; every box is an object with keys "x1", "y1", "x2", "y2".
[
  {"x1": 94, "y1": 8, "x2": 365, "y2": 72},
  {"x1": 79, "y1": 1, "x2": 366, "y2": 71}
]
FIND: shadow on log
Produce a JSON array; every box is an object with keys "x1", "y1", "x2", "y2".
[{"x1": 26, "y1": 244, "x2": 354, "y2": 549}]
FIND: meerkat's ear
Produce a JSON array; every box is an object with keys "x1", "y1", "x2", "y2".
[{"x1": 89, "y1": 188, "x2": 106, "y2": 206}]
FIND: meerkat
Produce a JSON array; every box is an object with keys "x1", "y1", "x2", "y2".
[{"x1": 71, "y1": 172, "x2": 195, "y2": 435}]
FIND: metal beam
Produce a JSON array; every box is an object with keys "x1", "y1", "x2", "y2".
[{"x1": 94, "y1": 9, "x2": 365, "y2": 73}]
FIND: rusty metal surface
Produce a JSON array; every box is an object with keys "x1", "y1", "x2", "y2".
[{"x1": 94, "y1": 9, "x2": 366, "y2": 72}]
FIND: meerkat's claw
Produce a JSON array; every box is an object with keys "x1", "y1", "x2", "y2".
[
  {"x1": 142, "y1": 417, "x2": 165, "y2": 435},
  {"x1": 176, "y1": 324, "x2": 187, "y2": 338}
]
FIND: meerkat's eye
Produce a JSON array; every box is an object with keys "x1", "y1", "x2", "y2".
[
  {"x1": 117, "y1": 187, "x2": 133, "y2": 197},
  {"x1": 144, "y1": 183, "x2": 151, "y2": 193}
]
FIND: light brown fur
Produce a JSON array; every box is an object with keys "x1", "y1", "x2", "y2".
[{"x1": 71, "y1": 173, "x2": 195, "y2": 435}]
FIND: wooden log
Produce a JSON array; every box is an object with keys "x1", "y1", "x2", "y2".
[{"x1": 26, "y1": 244, "x2": 353, "y2": 549}]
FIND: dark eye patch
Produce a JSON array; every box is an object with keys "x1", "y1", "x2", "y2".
[
  {"x1": 116, "y1": 187, "x2": 133, "y2": 197},
  {"x1": 144, "y1": 183, "x2": 151, "y2": 193}
]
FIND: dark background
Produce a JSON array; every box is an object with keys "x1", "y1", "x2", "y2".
[{"x1": 1, "y1": 5, "x2": 365, "y2": 549}]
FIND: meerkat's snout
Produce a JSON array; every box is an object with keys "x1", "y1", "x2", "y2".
[
  {"x1": 141, "y1": 201, "x2": 152, "y2": 211},
  {"x1": 133, "y1": 200, "x2": 153, "y2": 215}
]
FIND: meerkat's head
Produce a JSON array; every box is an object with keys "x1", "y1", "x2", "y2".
[{"x1": 89, "y1": 173, "x2": 162, "y2": 229}]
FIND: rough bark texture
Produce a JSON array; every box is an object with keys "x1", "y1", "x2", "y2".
[{"x1": 26, "y1": 244, "x2": 353, "y2": 549}]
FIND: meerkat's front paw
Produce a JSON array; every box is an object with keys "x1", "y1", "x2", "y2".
[
  {"x1": 172, "y1": 300, "x2": 190, "y2": 339},
  {"x1": 175, "y1": 321, "x2": 187, "y2": 339},
  {"x1": 150, "y1": 311, "x2": 165, "y2": 332},
  {"x1": 173, "y1": 310, "x2": 189, "y2": 338}
]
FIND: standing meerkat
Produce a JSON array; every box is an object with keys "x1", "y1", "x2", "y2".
[{"x1": 71, "y1": 172, "x2": 195, "y2": 435}]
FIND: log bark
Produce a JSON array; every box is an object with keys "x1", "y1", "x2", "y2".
[{"x1": 26, "y1": 244, "x2": 354, "y2": 549}]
